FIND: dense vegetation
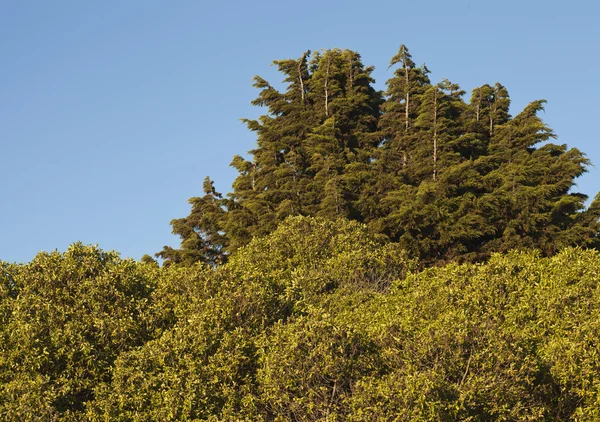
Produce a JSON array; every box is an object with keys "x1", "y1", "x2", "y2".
[
  {"x1": 2, "y1": 46, "x2": 600, "y2": 420},
  {"x1": 2, "y1": 218, "x2": 600, "y2": 420},
  {"x1": 159, "y1": 45, "x2": 600, "y2": 267}
]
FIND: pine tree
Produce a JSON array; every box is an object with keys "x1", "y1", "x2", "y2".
[
  {"x1": 414, "y1": 79, "x2": 466, "y2": 182},
  {"x1": 222, "y1": 52, "x2": 316, "y2": 249},
  {"x1": 478, "y1": 100, "x2": 595, "y2": 256},
  {"x1": 378, "y1": 45, "x2": 431, "y2": 184},
  {"x1": 157, "y1": 177, "x2": 227, "y2": 266},
  {"x1": 305, "y1": 49, "x2": 382, "y2": 220},
  {"x1": 221, "y1": 49, "x2": 381, "y2": 248},
  {"x1": 161, "y1": 46, "x2": 600, "y2": 266}
]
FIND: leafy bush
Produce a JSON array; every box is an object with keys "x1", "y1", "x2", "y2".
[
  {"x1": 2, "y1": 218, "x2": 600, "y2": 420},
  {"x1": 0, "y1": 244, "x2": 159, "y2": 421}
]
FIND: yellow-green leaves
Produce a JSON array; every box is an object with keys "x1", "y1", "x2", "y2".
[{"x1": 3, "y1": 221, "x2": 600, "y2": 419}]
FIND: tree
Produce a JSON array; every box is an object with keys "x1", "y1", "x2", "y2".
[
  {"x1": 477, "y1": 100, "x2": 598, "y2": 256},
  {"x1": 378, "y1": 44, "x2": 431, "y2": 183},
  {"x1": 162, "y1": 45, "x2": 600, "y2": 266},
  {"x1": 157, "y1": 176, "x2": 228, "y2": 266}
]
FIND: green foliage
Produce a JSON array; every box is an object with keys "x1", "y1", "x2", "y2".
[
  {"x1": 256, "y1": 312, "x2": 382, "y2": 421},
  {"x1": 157, "y1": 177, "x2": 228, "y2": 267},
  {"x1": 87, "y1": 217, "x2": 414, "y2": 420},
  {"x1": 5, "y1": 44, "x2": 600, "y2": 419},
  {"x1": 161, "y1": 45, "x2": 600, "y2": 267},
  {"x1": 5, "y1": 218, "x2": 600, "y2": 419},
  {"x1": 0, "y1": 244, "x2": 159, "y2": 421}
]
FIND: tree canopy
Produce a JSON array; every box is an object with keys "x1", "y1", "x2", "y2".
[{"x1": 160, "y1": 45, "x2": 600, "y2": 267}]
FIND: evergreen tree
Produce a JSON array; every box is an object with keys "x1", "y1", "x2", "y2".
[
  {"x1": 157, "y1": 177, "x2": 227, "y2": 266},
  {"x1": 305, "y1": 49, "x2": 382, "y2": 220},
  {"x1": 222, "y1": 52, "x2": 316, "y2": 250},
  {"x1": 162, "y1": 45, "x2": 599, "y2": 266},
  {"x1": 478, "y1": 100, "x2": 597, "y2": 256},
  {"x1": 414, "y1": 79, "x2": 466, "y2": 181},
  {"x1": 378, "y1": 44, "x2": 431, "y2": 184}
]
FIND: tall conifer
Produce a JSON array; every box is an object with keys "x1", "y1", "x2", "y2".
[{"x1": 161, "y1": 46, "x2": 600, "y2": 266}]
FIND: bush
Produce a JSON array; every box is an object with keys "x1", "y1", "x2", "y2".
[{"x1": 3, "y1": 218, "x2": 600, "y2": 420}]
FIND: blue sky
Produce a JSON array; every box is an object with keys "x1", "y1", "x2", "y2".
[{"x1": 1, "y1": 0, "x2": 599, "y2": 263}]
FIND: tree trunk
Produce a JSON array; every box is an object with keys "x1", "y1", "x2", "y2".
[
  {"x1": 404, "y1": 65, "x2": 410, "y2": 130},
  {"x1": 297, "y1": 57, "x2": 305, "y2": 104},
  {"x1": 325, "y1": 55, "x2": 331, "y2": 116},
  {"x1": 433, "y1": 89, "x2": 438, "y2": 181}
]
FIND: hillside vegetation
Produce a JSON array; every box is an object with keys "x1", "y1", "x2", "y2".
[
  {"x1": 3, "y1": 45, "x2": 600, "y2": 420},
  {"x1": 2, "y1": 217, "x2": 600, "y2": 420}
]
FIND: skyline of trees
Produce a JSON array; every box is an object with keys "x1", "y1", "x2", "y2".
[{"x1": 160, "y1": 45, "x2": 600, "y2": 267}]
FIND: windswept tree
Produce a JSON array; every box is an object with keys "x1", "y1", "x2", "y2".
[{"x1": 160, "y1": 45, "x2": 600, "y2": 266}]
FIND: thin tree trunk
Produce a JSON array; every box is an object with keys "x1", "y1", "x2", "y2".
[
  {"x1": 405, "y1": 64, "x2": 410, "y2": 130},
  {"x1": 325, "y1": 55, "x2": 331, "y2": 116},
  {"x1": 489, "y1": 87, "x2": 496, "y2": 136},
  {"x1": 297, "y1": 58, "x2": 305, "y2": 104},
  {"x1": 489, "y1": 102, "x2": 494, "y2": 137},
  {"x1": 433, "y1": 89, "x2": 438, "y2": 181}
]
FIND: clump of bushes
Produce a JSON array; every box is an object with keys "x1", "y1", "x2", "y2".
[{"x1": 2, "y1": 217, "x2": 600, "y2": 420}]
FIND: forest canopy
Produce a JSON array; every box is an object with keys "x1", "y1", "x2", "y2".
[
  {"x1": 2, "y1": 46, "x2": 600, "y2": 420},
  {"x1": 158, "y1": 45, "x2": 600, "y2": 268}
]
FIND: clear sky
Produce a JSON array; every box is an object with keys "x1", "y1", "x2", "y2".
[{"x1": 1, "y1": 0, "x2": 599, "y2": 263}]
